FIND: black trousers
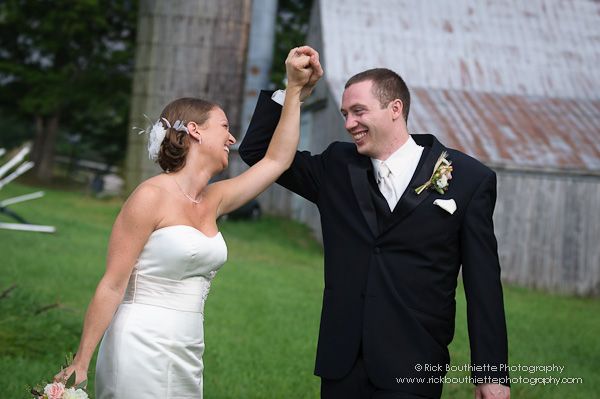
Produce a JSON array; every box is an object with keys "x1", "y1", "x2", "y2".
[{"x1": 320, "y1": 352, "x2": 435, "y2": 399}]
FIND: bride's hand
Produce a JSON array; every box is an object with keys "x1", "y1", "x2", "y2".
[
  {"x1": 294, "y1": 45, "x2": 323, "y2": 101},
  {"x1": 285, "y1": 48, "x2": 314, "y2": 92},
  {"x1": 54, "y1": 364, "x2": 88, "y2": 388}
]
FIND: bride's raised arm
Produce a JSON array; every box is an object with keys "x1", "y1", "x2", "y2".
[{"x1": 212, "y1": 47, "x2": 322, "y2": 218}]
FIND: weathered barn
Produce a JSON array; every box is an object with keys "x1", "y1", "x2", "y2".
[{"x1": 252, "y1": 0, "x2": 600, "y2": 296}]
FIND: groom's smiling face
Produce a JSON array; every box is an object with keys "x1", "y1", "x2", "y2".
[{"x1": 341, "y1": 80, "x2": 405, "y2": 161}]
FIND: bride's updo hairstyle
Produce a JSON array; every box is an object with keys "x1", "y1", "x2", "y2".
[{"x1": 158, "y1": 97, "x2": 220, "y2": 172}]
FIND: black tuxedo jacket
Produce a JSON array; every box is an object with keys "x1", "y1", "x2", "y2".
[{"x1": 239, "y1": 91, "x2": 509, "y2": 397}]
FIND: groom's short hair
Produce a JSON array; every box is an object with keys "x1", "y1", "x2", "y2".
[{"x1": 345, "y1": 68, "x2": 411, "y2": 122}]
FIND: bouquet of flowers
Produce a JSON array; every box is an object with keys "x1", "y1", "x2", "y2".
[
  {"x1": 29, "y1": 381, "x2": 88, "y2": 399},
  {"x1": 28, "y1": 354, "x2": 88, "y2": 399}
]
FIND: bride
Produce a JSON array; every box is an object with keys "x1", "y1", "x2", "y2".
[{"x1": 55, "y1": 46, "x2": 322, "y2": 398}]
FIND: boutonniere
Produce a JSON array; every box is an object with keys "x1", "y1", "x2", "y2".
[{"x1": 415, "y1": 151, "x2": 453, "y2": 195}]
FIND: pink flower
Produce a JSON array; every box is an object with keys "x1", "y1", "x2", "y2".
[{"x1": 44, "y1": 382, "x2": 65, "y2": 399}]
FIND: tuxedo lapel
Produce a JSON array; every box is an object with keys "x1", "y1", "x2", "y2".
[
  {"x1": 348, "y1": 161, "x2": 379, "y2": 237},
  {"x1": 382, "y1": 136, "x2": 445, "y2": 234},
  {"x1": 347, "y1": 135, "x2": 447, "y2": 237}
]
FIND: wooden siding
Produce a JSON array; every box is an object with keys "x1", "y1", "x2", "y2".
[{"x1": 495, "y1": 171, "x2": 600, "y2": 296}]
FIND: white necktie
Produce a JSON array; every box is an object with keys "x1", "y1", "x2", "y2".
[{"x1": 378, "y1": 162, "x2": 397, "y2": 211}]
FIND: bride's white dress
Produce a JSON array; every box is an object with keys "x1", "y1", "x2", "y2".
[{"x1": 95, "y1": 225, "x2": 227, "y2": 399}]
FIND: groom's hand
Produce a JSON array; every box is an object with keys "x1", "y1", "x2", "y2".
[
  {"x1": 475, "y1": 383, "x2": 510, "y2": 399},
  {"x1": 293, "y1": 45, "x2": 323, "y2": 102}
]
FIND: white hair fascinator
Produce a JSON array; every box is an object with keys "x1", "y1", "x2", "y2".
[{"x1": 134, "y1": 115, "x2": 190, "y2": 160}]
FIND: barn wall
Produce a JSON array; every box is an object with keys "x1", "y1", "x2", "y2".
[{"x1": 494, "y1": 169, "x2": 600, "y2": 296}]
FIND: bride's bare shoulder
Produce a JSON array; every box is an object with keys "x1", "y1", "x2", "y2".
[
  {"x1": 112, "y1": 175, "x2": 173, "y2": 232},
  {"x1": 125, "y1": 174, "x2": 171, "y2": 209}
]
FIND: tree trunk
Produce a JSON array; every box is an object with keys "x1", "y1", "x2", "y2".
[
  {"x1": 31, "y1": 115, "x2": 44, "y2": 169},
  {"x1": 31, "y1": 113, "x2": 60, "y2": 182}
]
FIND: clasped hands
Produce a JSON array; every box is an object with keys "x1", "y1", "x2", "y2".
[{"x1": 284, "y1": 45, "x2": 323, "y2": 102}]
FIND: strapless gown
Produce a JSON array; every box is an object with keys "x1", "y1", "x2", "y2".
[{"x1": 95, "y1": 225, "x2": 227, "y2": 399}]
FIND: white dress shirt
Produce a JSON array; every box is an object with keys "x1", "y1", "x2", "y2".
[
  {"x1": 271, "y1": 89, "x2": 303, "y2": 105},
  {"x1": 372, "y1": 137, "x2": 424, "y2": 210}
]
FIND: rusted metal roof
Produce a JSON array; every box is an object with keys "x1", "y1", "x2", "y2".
[
  {"x1": 316, "y1": 0, "x2": 600, "y2": 171},
  {"x1": 410, "y1": 88, "x2": 600, "y2": 172}
]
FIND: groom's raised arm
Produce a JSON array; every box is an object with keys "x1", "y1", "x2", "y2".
[
  {"x1": 240, "y1": 45, "x2": 322, "y2": 167},
  {"x1": 239, "y1": 89, "x2": 326, "y2": 204},
  {"x1": 239, "y1": 90, "x2": 282, "y2": 167},
  {"x1": 240, "y1": 46, "x2": 324, "y2": 203}
]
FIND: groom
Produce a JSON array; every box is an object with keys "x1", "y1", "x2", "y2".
[{"x1": 239, "y1": 47, "x2": 510, "y2": 399}]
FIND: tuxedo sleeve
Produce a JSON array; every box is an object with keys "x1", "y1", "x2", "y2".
[
  {"x1": 239, "y1": 90, "x2": 327, "y2": 203},
  {"x1": 460, "y1": 171, "x2": 510, "y2": 386}
]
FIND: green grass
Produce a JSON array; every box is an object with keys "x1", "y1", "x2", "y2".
[{"x1": 1, "y1": 182, "x2": 598, "y2": 398}]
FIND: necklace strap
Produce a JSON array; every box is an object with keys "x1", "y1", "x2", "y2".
[{"x1": 166, "y1": 171, "x2": 203, "y2": 204}]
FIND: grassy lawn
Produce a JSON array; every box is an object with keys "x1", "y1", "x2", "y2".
[{"x1": 1, "y1": 182, "x2": 598, "y2": 398}]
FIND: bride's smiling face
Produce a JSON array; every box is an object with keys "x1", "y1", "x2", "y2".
[{"x1": 200, "y1": 107, "x2": 236, "y2": 169}]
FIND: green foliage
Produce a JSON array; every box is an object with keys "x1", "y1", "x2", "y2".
[
  {"x1": 270, "y1": 0, "x2": 315, "y2": 87},
  {"x1": 0, "y1": 109, "x2": 32, "y2": 150},
  {"x1": 0, "y1": 0, "x2": 138, "y2": 166},
  {"x1": 0, "y1": 182, "x2": 598, "y2": 398}
]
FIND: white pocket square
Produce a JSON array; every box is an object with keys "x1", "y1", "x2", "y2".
[{"x1": 434, "y1": 199, "x2": 457, "y2": 215}]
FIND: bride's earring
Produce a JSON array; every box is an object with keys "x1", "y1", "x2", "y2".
[{"x1": 198, "y1": 135, "x2": 201, "y2": 144}]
